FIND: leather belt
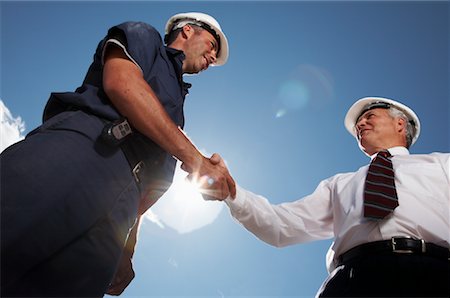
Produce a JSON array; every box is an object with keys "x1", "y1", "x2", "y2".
[{"x1": 338, "y1": 237, "x2": 450, "y2": 266}]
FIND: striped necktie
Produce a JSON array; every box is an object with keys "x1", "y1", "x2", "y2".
[{"x1": 364, "y1": 150, "x2": 399, "y2": 220}]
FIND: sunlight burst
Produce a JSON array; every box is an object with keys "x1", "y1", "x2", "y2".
[{"x1": 147, "y1": 163, "x2": 224, "y2": 234}]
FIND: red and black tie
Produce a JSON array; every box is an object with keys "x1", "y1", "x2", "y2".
[{"x1": 364, "y1": 150, "x2": 399, "y2": 220}]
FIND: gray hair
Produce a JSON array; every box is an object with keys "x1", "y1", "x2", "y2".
[{"x1": 388, "y1": 106, "x2": 415, "y2": 148}]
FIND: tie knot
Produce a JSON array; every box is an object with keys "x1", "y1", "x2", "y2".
[{"x1": 378, "y1": 150, "x2": 391, "y2": 158}]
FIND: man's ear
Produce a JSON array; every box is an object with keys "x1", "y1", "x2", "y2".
[
  {"x1": 181, "y1": 24, "x2": 195, "y2": 39},
  {"x1": 396, "y1": 117, "x2": 406, "y2": 133}
]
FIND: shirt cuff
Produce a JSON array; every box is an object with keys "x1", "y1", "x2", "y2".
[{"x1": 224, "y1": 184, "x2": 247, "y2": 211}]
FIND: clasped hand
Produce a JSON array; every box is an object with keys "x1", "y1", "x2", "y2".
[{"x1": 182, "y1": 153, "x2": 236, "y2": 200}]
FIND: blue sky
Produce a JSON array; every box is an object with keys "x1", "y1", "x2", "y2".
[{"x1": 1, "y1": 1, "x2": 449, "y2": 297}]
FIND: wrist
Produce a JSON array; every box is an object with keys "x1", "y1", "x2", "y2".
[{"x1": 181, "y1": 151, "x2": 205, "y2": 173}]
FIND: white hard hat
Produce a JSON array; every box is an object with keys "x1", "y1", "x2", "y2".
[
  {"x1": 165, "y1": 12, "x2": 229, "y2": 66},
  {"x1": 344, "y1": 96, "x2": 421, "y2": 145}
]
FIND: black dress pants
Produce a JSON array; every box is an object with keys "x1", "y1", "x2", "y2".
[
  {"x1": 1, "y1": 111, "x2": 140, "y2": 297},
  {"x1": 318, "y1": 252, "x2": 449, "y2": 297}
]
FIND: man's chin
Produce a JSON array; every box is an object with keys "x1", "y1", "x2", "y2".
[
  {"x1": 184, "y1": 67, "x2": 203, "y2": 75},
  {"x1": 358, "y1": 139, "x2": 374, "y2": 156},
  {"x1": 184, "y1": 70, "x2": 199, "y2": 76}
]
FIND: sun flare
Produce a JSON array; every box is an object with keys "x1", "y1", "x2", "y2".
[{"x1": 146, "y1": 164, "x2": 224, "y2": 234}]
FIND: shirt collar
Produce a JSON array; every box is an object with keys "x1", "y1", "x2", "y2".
[
  {"x1": 166, "y1": 46, "x2": 185, "y2": 60},
  {"x1": 165, "y1": 47, "x2": 192, "y2": 95},
  {"x1": 369, "y1": 146, "x2": 410, "y2": 160},
  {"x1": 165, "y1": 47, "x2": 185, "y2": 78}
]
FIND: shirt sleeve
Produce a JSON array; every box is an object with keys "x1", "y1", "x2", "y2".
[
  {"x1": 101, "y1": 22, "x2": 162, "y2": 77},
  {"x1": 433, "y1": 152, "x2": 450, "y2": 183},
  {"x1": 225, "y1": 182, "x2": 335, "y2": 248}
]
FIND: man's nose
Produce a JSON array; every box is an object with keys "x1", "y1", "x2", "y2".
[
  {"x1": 357, "y1": 117, "x2": 366, "y2": 127},
  {"x1": 209, "y1": 50, "x2": 217, "y2": 64},
  {"x1": 356, "y1": 118, "x2": 366, "y2": 131}
]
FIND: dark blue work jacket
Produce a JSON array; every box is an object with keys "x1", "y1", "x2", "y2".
[{"x1": 42, "y1": 22, "x2": 190, "y2": 205}]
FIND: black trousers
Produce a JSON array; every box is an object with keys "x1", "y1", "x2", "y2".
[
  {"x1": 318, "y1": 252, "x2": 449, "y2": 297},
  {"x1": 0, "y1": 111, "x2": 140, "y2": 297}
]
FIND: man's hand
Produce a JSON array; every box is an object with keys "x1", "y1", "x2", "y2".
[
  {"x1": 105, "y1": 216, "x2": 141, "y2": 296},
  {"x1": 182, "y1": 153, "x2": 236, "y2": 200},
  {"x1": 106, "y1": 251, "x2": 135, "y2": 296},
  {"x1": 209, "y1": 153, "x2": 226, "y2": 167}
]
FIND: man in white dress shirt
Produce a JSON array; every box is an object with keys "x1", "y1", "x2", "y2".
[{"x1": 196, "y1": 97, "x2": 449, "y2": 297}]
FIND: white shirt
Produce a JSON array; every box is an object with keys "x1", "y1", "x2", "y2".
[{"x1": 225, "y1": 147, "x2": 450, "y2": 272}]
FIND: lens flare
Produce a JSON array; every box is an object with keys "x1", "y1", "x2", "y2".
[
  {"x1": 274, "y1": 64, "x2": 334, "y2": 118},
  {"x1": 279, "y1": 80, "x2": 309, "y2": 109}
]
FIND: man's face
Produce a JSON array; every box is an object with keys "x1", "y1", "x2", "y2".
[
  {"x1": 355, "y1": 108, "x2": 405, "y2": 155},
  {"x1": 182, "y1": 27, "x2": 218, "y2": 74}
]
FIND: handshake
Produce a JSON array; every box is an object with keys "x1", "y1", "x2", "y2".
[{"x1": 181, "y1": 153, "x2": 236, "y2": 201}]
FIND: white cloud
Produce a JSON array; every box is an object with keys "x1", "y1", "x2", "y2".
[
  {"x1": 143, "y1": 209, "x2": 165, "y2": 229},
  {"x1": 168, "y1": 257, "x2": 178, "y2": 269},
  {"x1": 0, "y1": 100, "x2": 26, "y2": 153}
]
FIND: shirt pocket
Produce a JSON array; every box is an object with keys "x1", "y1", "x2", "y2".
[
  {"x1": 395, "y1": 163, "x2": 448, "y2": 206},
  {"x1": 145, "y1": 55, "x2": 183, "y2": 108}
]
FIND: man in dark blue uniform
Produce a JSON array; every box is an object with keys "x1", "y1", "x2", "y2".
[{"x1": 0, "y1": 12, "x2": 235, "y2": 297}]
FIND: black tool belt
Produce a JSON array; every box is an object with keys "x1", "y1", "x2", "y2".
[{"x1": 338, "y1": 237, "x2": 450, "y2": 266}]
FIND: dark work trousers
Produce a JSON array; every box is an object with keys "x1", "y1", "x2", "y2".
[
  {"x1": 1, "y1": 111, "x2": 141, "y2": 297},
  {"x1": 317, "y1": 252, "x2": 449, "y2": 297}
]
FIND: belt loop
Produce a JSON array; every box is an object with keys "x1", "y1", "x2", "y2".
[
  {"x1": 391, "y1": 237, "x2": 397, "y2": 251},
  {"x1": 132, "y1": 161, "x2": 145, "y2": 183}
]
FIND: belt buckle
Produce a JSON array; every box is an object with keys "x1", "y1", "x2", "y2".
[
  {"x1": 391, "y1": 237, "x2": 416, "y2": 254},
  {"x1": 132, "y1": 161, "x2": 145, "y2": 183}
]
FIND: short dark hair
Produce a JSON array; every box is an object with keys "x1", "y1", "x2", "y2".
[{"x1": 164, "y1": 24, "x2": 203, "y2": 45}]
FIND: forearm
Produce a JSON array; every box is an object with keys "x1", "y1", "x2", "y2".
[
  {"x1": 103, "y1": 51, "x2": 203, "y2": 170},
  {"x1": 226, "y1": 187, "x2": 290, "y2": 247},
  {"x1": 103, "y1": 46, "x2": 235, "y2": 198},
  {"x1": 226, "y1": 186, "x2": 333, "y2": 247}
]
